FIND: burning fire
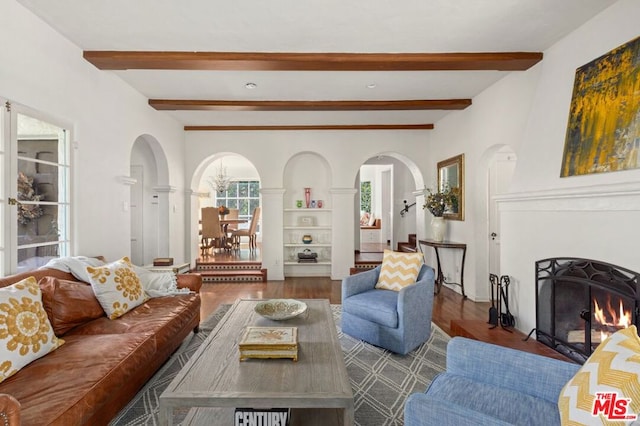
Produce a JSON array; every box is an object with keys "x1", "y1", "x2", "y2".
[{"x1": 593, "y1": 297, "x2": 632, "y2": 342}]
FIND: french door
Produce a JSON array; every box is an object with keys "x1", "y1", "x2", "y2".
[{"x1": 1, "y1": 100, "x2": 71, "y2": 275}]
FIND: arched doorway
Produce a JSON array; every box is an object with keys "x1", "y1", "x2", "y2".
[
  {"x1": 357, "y1": 163, "x2": 392, "y2": 252},
  {"x1": 355, "y1": 153, "x2": 426, "y2": 254},
  {"x1": 487, "y1": 147, "x2": 517, "y2": 277},
  {"x1": 129, "y1": 135, "x2": 171, "y2": 266},
  {"x1": 473, "y1": 144, "x2": 517, "y2": 301},
  {"x1": 190, "y1": 153, "x2": 261, "y2": 260}
]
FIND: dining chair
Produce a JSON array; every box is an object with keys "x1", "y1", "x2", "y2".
[
  {"x1": 200, "y1": 207, "x2": 224, "y2": 256},
  {"x1": 231, "y1": 206, "x2": 261, "y2": 250}
]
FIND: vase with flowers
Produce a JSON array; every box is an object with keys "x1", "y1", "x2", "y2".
[
  {"x1": 218, "y1": 205, "x2": 229, "y2": 219},
  {"x1": 423, "y1": 187, "x2": 455, "y2": 242}
]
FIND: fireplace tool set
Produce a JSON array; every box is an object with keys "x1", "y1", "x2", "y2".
[{"x1": 488, "y1": 274, "x2": 515, "y2": 330}]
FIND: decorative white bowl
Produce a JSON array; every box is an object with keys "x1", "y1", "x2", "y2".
[{"x1": 254, "y1": 299, "x2": 308, "y2": 320}]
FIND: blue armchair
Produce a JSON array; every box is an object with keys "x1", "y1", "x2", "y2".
[
  {"x1": 404, "y1": 337, "x2": 579, "y2": 426},
  {"x1": 341, "y1": 264, "x2": 435, "y2": 355}
]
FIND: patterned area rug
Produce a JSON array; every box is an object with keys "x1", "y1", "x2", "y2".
[{"x1": 110, "y1": 304, "x2": 449, "y2": 426}]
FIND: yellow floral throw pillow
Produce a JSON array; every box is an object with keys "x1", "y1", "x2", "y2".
[
  {"x1": 559, "y1": 325, "x2": 640, "y2": 425},
  {"x1": 375, "y1": 249, "x2": 424, "y2": 291},
  {"x1": 0, "y1": 276, "x2": 64, "y2": 383},
  {"x1": 86, "y1": 257, "x2": 148, "y2": 320}
]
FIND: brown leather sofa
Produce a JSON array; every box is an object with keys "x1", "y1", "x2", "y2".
[{"x1": 0, "y1": 266, "x2": 201, "y2": 426}]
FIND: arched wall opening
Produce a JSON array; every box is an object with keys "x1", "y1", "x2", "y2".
[
  {"x1": 129, "y1": 134, "x2": 171, "y2": 266},
  {"x1": 353, "y1": 152, "x2": 427, "y2": 253},
  {"x1": 282, "y1": 152, "x2": 332, "y2": 277},
  {"x1": 473, "y1": 144, "x2": 517, "y2": 302},
  {"x1": 189, "y1": 153, "x2": 261, "y2": 260},
  {"x1": 183, "y1": 145, "x2": 427, "y2": 280}
]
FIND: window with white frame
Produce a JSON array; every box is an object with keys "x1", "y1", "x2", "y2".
[{"x1": 215, "y1": 180, "x2": 260, "y2": 229}]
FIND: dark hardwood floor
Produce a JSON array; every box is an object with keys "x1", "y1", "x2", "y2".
[
  {"x1": 199, "y1": 277, "x2": 489, "y2": 336},
  {"x1": 196, "y1": 243, "x2": 490, "y2": 336},
  {"x1": 195, "y1": 246, "x2": 572, "y2": 359}
]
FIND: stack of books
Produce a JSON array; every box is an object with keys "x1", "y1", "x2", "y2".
[
  {"x1": 153, "y1": 257, "x2": 174, "y2": 266},
  {"x1": 239, "y1": 326, "x2": 298, "y2": 361}
]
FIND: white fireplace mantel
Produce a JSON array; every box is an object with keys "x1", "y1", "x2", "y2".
[
  {"x1": 496, "y1": 180, "x2": 640, "y2": 335},
  {"x1": 495, "y1": 181, "x2": 640, "y2": 212}
]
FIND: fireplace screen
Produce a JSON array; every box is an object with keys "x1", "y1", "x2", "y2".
[{"x1": 535, "y1": 258, "x2": 640, "y2": 364}]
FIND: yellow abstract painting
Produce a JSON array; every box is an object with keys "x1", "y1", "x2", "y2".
[{"x1": 561, "y1": 36, "x2": 640, "y2": 177}]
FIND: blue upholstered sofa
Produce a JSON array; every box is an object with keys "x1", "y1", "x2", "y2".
[
  {"x1": 404, "y1": 337, "x2": 580, "y2": 426},
  {"x1": 341, "y1": 264, "x2": 435, "y2": 355}
]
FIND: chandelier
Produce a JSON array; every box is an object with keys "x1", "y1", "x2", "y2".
[{"x1": 208, "y1": 163, "x2": 231, "y2": 194}]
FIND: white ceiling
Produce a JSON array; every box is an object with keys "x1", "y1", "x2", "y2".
[{"x1": 17, "y1": 0, "x2": 618, "y2": 127}]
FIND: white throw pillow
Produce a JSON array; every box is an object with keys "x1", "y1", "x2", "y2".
[
  {"x1": 86, "y1": 257, "x2": 148, "y2": 319},
  {"x1": 0, "y1": 277, "x2": 64, "y2": 383}
]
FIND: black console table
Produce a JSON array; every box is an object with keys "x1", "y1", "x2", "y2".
[{"x1": 418, "y1": 239, "x2": 467, "y2": 298}]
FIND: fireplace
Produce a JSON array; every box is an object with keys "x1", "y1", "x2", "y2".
[{"x1": 534, "y1": 258, "x2": 640, "y2": 364}]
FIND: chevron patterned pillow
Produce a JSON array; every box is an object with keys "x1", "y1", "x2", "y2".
[
  {"x1": 375, "y1": 250, "x2": 423, "y2": 291},
  {"x1": 559, "y1": 325, "x2": 640, "y2": 424}
]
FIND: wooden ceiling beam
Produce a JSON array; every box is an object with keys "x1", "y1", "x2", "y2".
[
  {"x1": 184, "y1": 124, "x2": 434, "y2": 131},
  {"x1": 83, "y1": 51, "x2": 542, "y2": 71},
  {"x1": 149, "y1": 99, "x2": 471, "y2": 111}
]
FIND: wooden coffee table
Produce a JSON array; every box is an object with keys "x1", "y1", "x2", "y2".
[{"x1": 159, "y1": 299, "x2": 354, "y2": 426}]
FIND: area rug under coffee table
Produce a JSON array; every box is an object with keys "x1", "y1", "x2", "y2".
[{"x1": 110, "y1": 303, "x2": 449, "y2": 426}]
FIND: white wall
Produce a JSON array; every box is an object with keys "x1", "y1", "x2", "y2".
[
  {"x1": 392, "y1": 159, "x2": 422, "y2": 246},
  {"x1": 0, "y1": 1, "x2": 188, "y2": 265},
  {"x1": 429, "y1": 0, "x2": 640, "y2": 331},
  {"x1": 423, "y1": 57, "x2": 543, "y2": 301},
  {"x1": 186, "y1": 131, "x2": 429, "y2": 279},
  {"x1": 500, "y1": 0, "x2": 640, "y2": 333},
  {"x1": 6, "y1": 0, "x2": 634, "y2": 309}
]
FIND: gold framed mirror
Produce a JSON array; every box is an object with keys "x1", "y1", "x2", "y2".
[{"x1": 437, "y1": 154, "x2": 464, "y2": 221}]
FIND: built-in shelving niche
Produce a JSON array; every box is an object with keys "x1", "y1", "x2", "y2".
[{"x1": 283, "y1": 152, "x2": 332, "y2": 277}]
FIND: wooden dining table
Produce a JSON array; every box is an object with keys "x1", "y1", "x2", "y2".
[
  {"x1": 198, "y1": 218, "x2": 248, "y2": 252},
  {"x1": 219, "y1": 218, "x2": 247, "y2": 232},
  {"x1": 219, "y1": 218, "x2": 247, "y2": 248}
]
